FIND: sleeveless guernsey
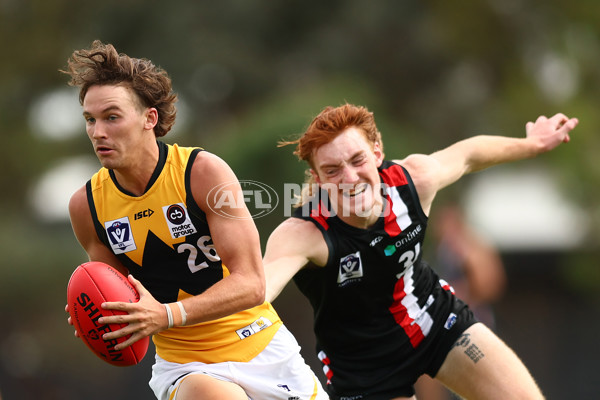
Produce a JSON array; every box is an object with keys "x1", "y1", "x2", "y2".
[
  {"x1": 86, "y1": 141, "x2": 281, "y2": 364},
  {"x1": 293, "y1": 160, "x2": 469, "y2": 396}
]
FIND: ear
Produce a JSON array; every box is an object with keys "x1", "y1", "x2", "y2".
[
  {"x1": 144, "y1": 107, "x2": 159, "y2": 131},
  {"x1": 373, "y1": 141, "x2": 384, "y2": 167}
]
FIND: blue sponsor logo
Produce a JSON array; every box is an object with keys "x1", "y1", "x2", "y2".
[{"x1": 444, "y1": 313, "x2": 457, "y2": 330}]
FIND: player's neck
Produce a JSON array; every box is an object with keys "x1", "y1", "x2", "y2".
[
  {"x1": 335, "y1": 201, "x2": 383, "y2": 229},
  {"x1": 112, "y1": 143, "x2": 160, "y2": 196}
]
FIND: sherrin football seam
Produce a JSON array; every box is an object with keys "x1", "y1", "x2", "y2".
[
  {"x1": 83, "y1": 265, "x2": 130, "y2": 331},
  {"x1": 75, "y1": 266, "x2": 133, "y2": 362}
]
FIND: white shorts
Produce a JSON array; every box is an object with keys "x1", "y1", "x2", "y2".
[{"x1": 149, "y1": 324, "x2": 328, "y2": 400}]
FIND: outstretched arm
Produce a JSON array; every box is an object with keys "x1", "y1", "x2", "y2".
[{"x1": 398, "y1": 113, "x2": 578, "y2": 214}]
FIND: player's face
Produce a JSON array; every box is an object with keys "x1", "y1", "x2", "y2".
[
  {"x1": 82, "y1": 84, "x2": 155, "y2": 170},
  {"x1": 311, "y1": 127, "x2": 384, "y2": 227}
]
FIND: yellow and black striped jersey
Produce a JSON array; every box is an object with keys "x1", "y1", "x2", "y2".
[{"x1": 86, "y1": 141, "x2": 281, "y2": 364}]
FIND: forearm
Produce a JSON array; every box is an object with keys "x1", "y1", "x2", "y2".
[
  {"x1": 264, "y1": 268, "x2": 287, "y2": 303},
  {"x1": 460, "y1": 113, "x2": 576, "y2": 173},
  {"x1": 179, "y1": 272, "x2": 265, "y2": 326},
  {"x1": 416, "y1": 134, "x2": 553, "y2": 211},
  {"x1": 96, "y1": 270, "x2": 265, "y2": 350},
  {"x1": 454, "y1": 135, "x2": 541, "y2": 174},
  {"x1": 264, "y1": 256, "x2": 306, "y2": 303}
]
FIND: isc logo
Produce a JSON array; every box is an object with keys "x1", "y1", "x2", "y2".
[{"x1": 134, "y1": 208, "x2": 154, "y2": 220}]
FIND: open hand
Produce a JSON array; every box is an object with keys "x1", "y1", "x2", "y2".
[
  {"x1": 525, "y1": 113, "x2": 578, "y2": 153},
  {"x1": 97, "y1": 275, "x2": 167, "y2": 351}
]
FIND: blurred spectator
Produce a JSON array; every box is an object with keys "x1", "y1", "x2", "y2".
[
  {"x1": 415, "y1": 203, "x2": 507, "y2": 399},
  {"x1": 432, "y1": 203, "x2": 506, "y2": 327}
]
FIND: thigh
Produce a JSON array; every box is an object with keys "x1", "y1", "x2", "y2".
[
  {"x1": 434, "y1": 323, "x2": 544, "y2": 400},
  {"x1": 233, "y1": 325, "x2": 328, "y2": 400},
  {"x1": 174, "y1": 374, "x2": 248, "y2": 400},
  {"x1": 414, "y1": 374, "x2": 452, "y2": 400}
]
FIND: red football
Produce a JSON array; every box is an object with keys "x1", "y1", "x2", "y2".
[{"x1": 67, "y1": 261, "x2": 149, "y2": 366}]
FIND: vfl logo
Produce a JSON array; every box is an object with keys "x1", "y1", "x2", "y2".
[
  {"x1": 235, "y1": 317, "x2": 273, "y2": 340},
  {"x1": 163, "y1": 203, "x2": 198, "y2": 239},
  {"x1": 239, "y1": 329, "x2": 252, "y2": 338},
  {"x1": 104, "y1": 217, "x2": 137, "y2": 254},
  {"x1": 337, "y1": 251, "x2": 363, "y2": 285}
]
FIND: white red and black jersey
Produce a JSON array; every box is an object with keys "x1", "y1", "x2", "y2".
[{"x1": 293, "y1": 160, "x2": 465, "y2": 397}]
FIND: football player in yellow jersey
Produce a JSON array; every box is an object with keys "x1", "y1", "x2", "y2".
[{"x1": 62, "y1": 40, "x2": 327, "y2": 400}]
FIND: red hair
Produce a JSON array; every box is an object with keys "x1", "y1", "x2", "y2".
[
  {"x1": 280, "y1": 103, "x2": 383, "y2": 167},
  {"x1": 279, "y1": 103, "x2": 384, "y2": 205}
]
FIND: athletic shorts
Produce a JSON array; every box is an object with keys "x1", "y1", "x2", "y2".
[
  {"x1": 149, "y1": 324, "x2": 328, "y2": 400},
  {"x1": 327, "y1": 285, "x2": 478, "y2": 400}
]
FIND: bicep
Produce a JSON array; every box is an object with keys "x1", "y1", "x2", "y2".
[
  {"x1": 396, "y1": 138, "x2": 482, "y2": 214},
  {"x1": 191, "y1": 153, "x2": 263, "y2": 277},
  {"x1": 396, "y1": 154, "x2": 455, "y2": 215},
  {"x1": 206, "y1": 210, "x2": 263, "y2": 275}
]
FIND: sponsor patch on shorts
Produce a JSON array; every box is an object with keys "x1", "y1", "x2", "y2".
[
  {"x1": 444, "y1": 312, "x2": 457, "y2": 330},
  {"x1": 236, "y1": 317, "x2": 273, "y2": 339}
]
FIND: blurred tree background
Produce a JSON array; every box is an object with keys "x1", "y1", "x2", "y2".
[{"x1": 1, "y1": 0, "x2": 599, "y2": 398}]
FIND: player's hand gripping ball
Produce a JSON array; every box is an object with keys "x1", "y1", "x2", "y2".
[{"x1": 67, "y1": 261, "x2": 149, "y2": 366}]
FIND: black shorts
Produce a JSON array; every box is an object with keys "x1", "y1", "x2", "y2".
[{"x1": 327, "y1": 291, "x2": 478, "y2": 400}]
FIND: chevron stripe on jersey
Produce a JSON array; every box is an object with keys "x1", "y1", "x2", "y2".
[
  {"x1": 379, "y1": 164, "x2": 412, "y2": 236},
  {"x1": 311, "y1": 199, "x2": 331, "y2": 231},
  {"x1": 380, "y1": 163, "x2": 431, "y2": 347},
  {"x1": 87, "y1": 141, "x2": 281, "y2": 364},
  {"x1": 292, "y1": 160, "x2": 442, "y2": 394},
  {"x1": 318, "y1": 350, "x2": 333, "y2": 385},
  {"x1": 389, "y1": 265, "x2": 434, "y2": 347}
]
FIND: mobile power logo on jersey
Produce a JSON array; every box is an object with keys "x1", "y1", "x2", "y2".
[
  {"x1": 207, "y1": 180, "x2": 279, "y2": 220},
  {"x1": 104, "y1": 217, "x2": 137, "y2": 254},
  {"x1": 163, "y1": 203, "x2": 198, "y2": 239},
  {"x1": 337, "y1": 251, "x2": 364, "y2": 286}
]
